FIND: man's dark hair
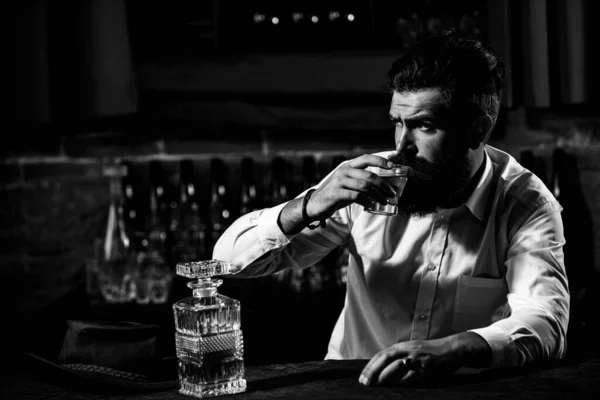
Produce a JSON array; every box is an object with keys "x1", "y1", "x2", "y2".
[{"x1": 388, "y1": 34, "x2": 505, "y2": 139}]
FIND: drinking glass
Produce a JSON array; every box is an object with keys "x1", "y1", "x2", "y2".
[{"x1": 364, "y1": 166, "x2": 409, "y2": 216}]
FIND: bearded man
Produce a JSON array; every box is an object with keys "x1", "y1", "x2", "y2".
[{"x1": 213, "y1": 34, "x2": 570, "y2": 386}]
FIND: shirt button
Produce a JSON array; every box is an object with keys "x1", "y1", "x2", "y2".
[
  {"x1": 428, "y1": 264, "x2": 437, "y2": 271},
  {"x1": 419, "y1": 314, "x2": 427, "y2": 321}
]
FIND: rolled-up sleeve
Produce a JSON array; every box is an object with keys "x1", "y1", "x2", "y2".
[
  {"x1": 213, "y1": 191, "x2": 351, "y2": 278},
  {"x1": 212, "y1": 202, "x2": 291, "y2": 277},
  {"x1": 470, "y1": 201, "x2": 570, "y2": 367}
]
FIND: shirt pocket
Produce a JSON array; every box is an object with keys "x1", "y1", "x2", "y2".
[{"x1": 452, "y1": 274, "x2": 508, "y2": 333}]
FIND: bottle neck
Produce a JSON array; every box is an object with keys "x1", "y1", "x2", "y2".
[
  {"x1": 211, "y1": 183, "x2": 230, "y2": 227},
  {"x1": 240, "y1": 183, "x2": 258, "y2": 214},
  {"x1": 189, "y1": 278, "x2": 222, "y2": 298},
  {"x1": 109, "y1": 179, "x2": 123, "y2": 202},
  {"x1": 270, "y1": 181, "x2": 288, "y2": 204},
  {"x1": 193, "y1": 287, "x2": 218, "y2": 297},
  {"x1": 180, "y1": 182, "x2": 201, "y2": 217},
  {"x1": 149, "y1": 183, "x2": 168, "y2": 224},
  {"x1": 104, "y1": 179, "x2": 130, "y2": 260}
]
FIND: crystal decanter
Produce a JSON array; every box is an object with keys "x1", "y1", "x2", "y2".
[{"x1": 173, "y1": 260, "x2": 246, "y2": 398}]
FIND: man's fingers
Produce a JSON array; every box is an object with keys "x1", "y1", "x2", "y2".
[
  {"x1": 341, "y1": 171, "x2": 395, "y2": 205},
  {"x1": 376, "y1": 358, "x2": 411, "y2": 385},
  {"x1": 348, "y1": 154, "x2": 394, "y2": 170},
  {"x1": 359, "y1": 347, "x2": 406, "y2": 386},
  {"x1": 342, "y1": 180, "x2": 388, "y2": 206},
  {"x1": 345, "y1": 168, "x2": 397, "y2": 197},
  {"x1": 364, "y1": 357, "x2": 424, "y2": 387}
]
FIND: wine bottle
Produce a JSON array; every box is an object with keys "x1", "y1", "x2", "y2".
[
  {"x1": 174, "y1": 159, "x2": 209, "y2": 263},
  {"x1": 98, "y1": 164, "x2": 136, "y2": 303},
  {"x1": 209, "y1": 158, "x2": 232, "y2": 250},
  {"x1": 240, "y1": 157, "x2": 260, "y2": 216},
  {"x1": 135, "y1": 161, "x2": 172, "y2": 304},
  {"x1": 266, "y1": 156, "x2": 291, "y2": 207}
]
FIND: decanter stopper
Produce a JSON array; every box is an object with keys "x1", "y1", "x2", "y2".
[{"x1": 176, "y1": 259, "x2": 234, "y2": 279}]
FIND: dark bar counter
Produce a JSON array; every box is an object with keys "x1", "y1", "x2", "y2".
[
  {"x1": 7, "y1": 356, "x2": 600, "y2": 400},
  {"x1": 6, "y1": 277, "x2": 600, "y2": 400}
]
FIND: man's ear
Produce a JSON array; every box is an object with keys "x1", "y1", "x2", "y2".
[{"x1": 468, "y1": 114, "x2": 492, "y2": 149}]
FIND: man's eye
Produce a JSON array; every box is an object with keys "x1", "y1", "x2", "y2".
[
  {"x1": 418, "y1": 125, "x2": 434, "y2": 132},
  {"x1": 392, "y1": 121, "x2": 403, "y2": 127}
]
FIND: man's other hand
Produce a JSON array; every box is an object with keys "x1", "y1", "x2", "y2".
[{"x1": 359, "y1": 332, "x2": 492, "y2": 386}]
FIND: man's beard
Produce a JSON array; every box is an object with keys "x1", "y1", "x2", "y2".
[{"x1": 387, "y1": 149, "x2": 471, "y2": 217}]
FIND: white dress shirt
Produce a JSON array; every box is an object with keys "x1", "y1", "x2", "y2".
[{"x1": 213, "y1": 145, "x2": 570, "y2": 367}]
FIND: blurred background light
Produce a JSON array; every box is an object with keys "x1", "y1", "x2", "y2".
[{"x1": 292, "y1": 12, "x2": 304, "y2": 23}]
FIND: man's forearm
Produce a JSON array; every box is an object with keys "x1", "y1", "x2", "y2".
[
  {"x1": 450, "y1": 332, "x2": 493, "y2": 368},
  {"x1": 277, "y1": 196, "x2": 318, "y2": 235}
]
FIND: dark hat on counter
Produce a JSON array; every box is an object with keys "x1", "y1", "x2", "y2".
[{"x1": 24, "y1": 320, "x2": 178, "y2": 393}]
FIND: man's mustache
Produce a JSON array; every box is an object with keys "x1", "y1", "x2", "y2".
[{"x1": 387, "y1": 152, "x2": 437, "y2": 182}]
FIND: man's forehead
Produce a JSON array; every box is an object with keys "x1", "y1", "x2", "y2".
[{"x1": 389, "y1": 89, "x2": 447, "y2": 116}]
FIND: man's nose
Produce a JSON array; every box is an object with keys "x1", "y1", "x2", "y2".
[{"x1": 396, "y1": 128, "x2": 417, "y2": 155}]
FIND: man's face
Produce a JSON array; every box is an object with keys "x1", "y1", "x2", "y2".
[{"x1": 387, "y1": 89, "x2": 473, "y2": 216}]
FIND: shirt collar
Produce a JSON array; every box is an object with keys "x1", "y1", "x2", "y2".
[{"x1": 464, "y1": 149, "x2": 493, "y2": 221}]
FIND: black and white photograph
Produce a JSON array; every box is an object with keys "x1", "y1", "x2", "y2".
[{"x1": 4, "y1": 0, "x2": 600, "y2": 399}]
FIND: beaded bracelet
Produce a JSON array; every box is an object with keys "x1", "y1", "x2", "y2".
[{"x1": 303, "y1": 189, "x2": 326, "y2": 230}]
